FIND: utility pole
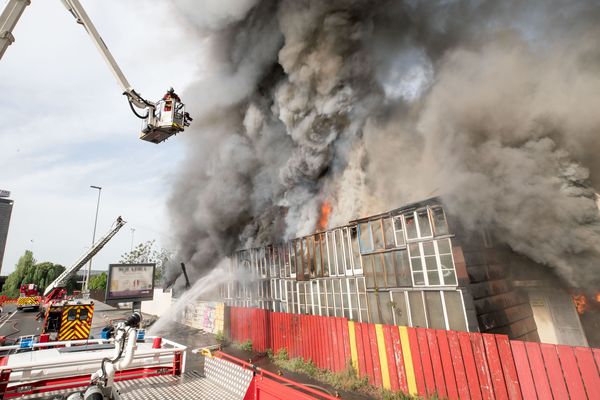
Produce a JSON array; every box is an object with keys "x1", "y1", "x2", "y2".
[{"x1": 84, "y1": 185, "x2": 102, "y2": 293}]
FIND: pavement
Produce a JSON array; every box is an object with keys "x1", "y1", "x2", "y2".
[{"x1": 0, "y1": 303, "x2": 42, "y2": 342}]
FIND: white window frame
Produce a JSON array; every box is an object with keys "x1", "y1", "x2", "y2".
[
  {"x1": 430, "y1": 206, "x2": 449, "y2": 237},
  {"x1": 333, "y1": 229, "x2": 345, "y2": 276},
  {"x1": 310, "y1": 280, "x2": 320, "y2": 315},
  {"x1": 393, "y1": 215, "x2": 406, "y2": 247},
  {"x1": 350, "y1": 229, "x2": 363, "y2": 276},
  {"x1": 391, "y1": 289, "x2": 468, "y2": 330},
  {"x1": 407, "y1": 239, "x2": 457, "y2": 287}
]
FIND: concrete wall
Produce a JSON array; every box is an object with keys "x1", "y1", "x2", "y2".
[
  {"x1": 141, "y1": 288, "x2": 173, "y2": 317},
  {"x1": 178, "y1": 301, "x2": 225, "y2": 334}
]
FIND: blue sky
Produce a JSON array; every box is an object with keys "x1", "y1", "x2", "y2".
[{"x1": 0, "y1": 1, "x2": 199, "y2": 273}]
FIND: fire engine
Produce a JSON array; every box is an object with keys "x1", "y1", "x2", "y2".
[
  {"x1": 35, "y1": 217, "x2": 126, "y2": 341},
  {"x1": 0, "y1": 0, "x2": 192, "y2": 143},
  {"x1": 16, "y1": 283, "x2": 40, "y2": 311}
]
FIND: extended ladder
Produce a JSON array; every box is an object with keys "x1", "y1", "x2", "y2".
[{"x1": 43, "y1": 217, "x2": 126, "y2": 296}]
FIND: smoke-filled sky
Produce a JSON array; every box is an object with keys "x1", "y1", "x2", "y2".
[{"x1": 166, "y1": 0, "x2": 600, "y2": 290}]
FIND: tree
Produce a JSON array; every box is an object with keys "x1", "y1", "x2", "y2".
[
  {"x1": 119, "y1": 240, "x2": 171, "y2": 285},
  {"x1": 0, "y1": 251, "x2": 77, "y2": 297},
  {"x1": 1, "y1": 250, "x2": 36, "y2": 298},
  {"x1": 89, "y1": 272, "x2": 107, "y2": 290}
]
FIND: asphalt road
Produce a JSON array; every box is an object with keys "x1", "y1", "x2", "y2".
[{"x1": 0, "y1": 303, "x2": 42, "y2": 342}]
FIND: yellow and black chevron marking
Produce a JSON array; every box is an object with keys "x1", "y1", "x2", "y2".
[
  {"x1": 17, "y1": 296, "x2": 40, "y2": 306},
  {"x1": 57, "y1": 304, "x2": 94, "y2": 341}
]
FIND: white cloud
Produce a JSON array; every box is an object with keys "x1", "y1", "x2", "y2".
[{"x1": 0, "y1": 1, "x2": 200, "y2": 274}]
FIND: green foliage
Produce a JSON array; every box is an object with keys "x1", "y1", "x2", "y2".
[
  {"x1": 215, "y1": 330, "x2": 225, "y2": 344},
  {"x1": 274, "y1": 348, "x2": 288, "y2": 361},
  {"x1": 240, "y1": 340, "x2": 253, "y2": 352},
  {"x1": 1, "y1": 251, "x2": 76, "y2": 297},
  {"x1": 89, "y1": 272, "x2": 107, "y2": 290},
  {"x1": 119, "y1": 240, "x2": 171, "y2": 285},
  {"x1": 268, "y1": 352, "x2": 423, "y2": 399}
]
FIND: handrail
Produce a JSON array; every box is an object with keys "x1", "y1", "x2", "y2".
[{"x1": 0, "y1": 337, "x2": 186, "y2": 373}]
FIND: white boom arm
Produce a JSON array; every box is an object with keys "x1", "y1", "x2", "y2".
[
  {"x1": 43, "y1": 217, "x2": 126, "y2": 297},
  {"x1": 60, "y1": 0, "x2": 152, "y2": 110},
  {"x1": 0, "y1": 0, "x2": 30, "y2": 60}
]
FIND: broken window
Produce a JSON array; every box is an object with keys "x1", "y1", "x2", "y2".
[
  {"x1": 372, "y1": 219, "x2": 385, "y2": 250},
  {"x1": 404, "y1": 214, "x2": 418, "y2": 240},
  {"x1": 393, "y1": 216, "x2": 406, "y2": 246},
  {"x1": 383, "y1": 217, "x2": 395, "y2": 248},
  {"x1": 289, "y1": 242, "x2": 296, "y2": 277},
  {"x1": 431, "y1": 207, "x2": 449, "y2": 236},
  {"x1": 417, "y1": 209, "x2": 433, "y2": 237},
  {"x1": 408, "y1": 239, "x2": 457, "y2": 286},
  {"x1": 343, "y1": 228, "x2": 353, "y2": 273},
  {"x1": 358, "y1": 222, "x2": 373, "y2": 253},
  {"x1": 350, "y1": 227, "x2": 362, "y2": 274}
]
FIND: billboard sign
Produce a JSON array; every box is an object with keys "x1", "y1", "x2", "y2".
[
  {"x1": 0, "y1": 190, "x2": 10, "y2": 198},
  {"x1": 106, "y1": 263, "x2": 155, "y2": 302}
]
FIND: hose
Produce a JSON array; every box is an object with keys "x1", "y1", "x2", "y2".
[
  {"x1": 99, "y1": 327, "x2": 127, "y2": 384},
  {"x1": 128, "y1": 100, "x2": 149, "y2": 119}
]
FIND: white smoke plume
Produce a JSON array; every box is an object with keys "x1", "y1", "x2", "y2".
[{"x1": 166, "y1": 0, "x2": 600, "y2": 290}]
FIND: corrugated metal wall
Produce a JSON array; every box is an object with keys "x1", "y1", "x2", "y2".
[{"x1": 228, "y1": 306, "x2": 600, "y2": 399}]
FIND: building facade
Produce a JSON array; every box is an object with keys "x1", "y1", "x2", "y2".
[
  {"x1": 0, "y1": 196, "x2": 14, "y2": 274},
  {"x1": 220, "y1": 197, "x2": 589, "y2": 346}
]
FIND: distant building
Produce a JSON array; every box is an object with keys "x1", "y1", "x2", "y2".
[
  {"x1": 220, "y1": 197, "x2": 592, "y2": 347},
  {"x1": 0, "y1": 193, "x2": 14, "y2": 274}
]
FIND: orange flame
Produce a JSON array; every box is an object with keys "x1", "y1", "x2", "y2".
[
  {"x1": 596, "y1": 293, "x2": 600, "y2": 303},
  {"x1": 317, "y1": 201, "x2": 332, "y2": 231},
  {"x1": 573, "y1": 294, "x2": 588, "y2": 315}
]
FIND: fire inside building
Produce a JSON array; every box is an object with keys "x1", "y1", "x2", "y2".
[{"x1": 220, "y1": 197, "x2": 599, "y2": 348}]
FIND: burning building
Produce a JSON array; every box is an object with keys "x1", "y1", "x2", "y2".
[
  {"x1": 165, "y1": 1, "x2": 600, "y2": 349},
  {"x1": 220, "y1": 197, "x2": 593, "y2": 347}
]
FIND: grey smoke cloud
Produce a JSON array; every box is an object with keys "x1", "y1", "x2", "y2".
[{"x1": 167, "y1": 0, "x2": 600, "y2": 290}]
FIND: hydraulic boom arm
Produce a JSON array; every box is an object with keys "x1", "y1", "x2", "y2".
[
  {"x1": 43, "y1": 216, "x2": 126, "y2": 297},
  {"x1": 1, "y1": 0, "x2": 191, "y2": 143},
  {"x1": 60, "y1": 0, "x2": 153, "y2": 110}
]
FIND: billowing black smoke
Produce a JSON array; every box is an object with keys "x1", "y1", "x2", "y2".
[{"x1": 166, "y1": 0, "x2": 600, "y2": 290}]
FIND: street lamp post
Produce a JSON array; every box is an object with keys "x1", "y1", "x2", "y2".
[
  {"x1": 84, "y1": 185, "x2": 102, "y2": 293},
  {"x1": 130, "y1": 228, "x2": 136, "y2": 251}
]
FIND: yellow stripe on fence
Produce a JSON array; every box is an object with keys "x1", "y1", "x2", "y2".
[
  {"x1": 348, "y1": 321, "x2": 359, "y2": 372},
  {"x1": 399, "y1": 326, "x2": 418, "y2": 395},
  {"x1": 375, "y1": 324, "x2": 391, "y2": 390}
]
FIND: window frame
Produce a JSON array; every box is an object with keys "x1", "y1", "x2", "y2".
[{"x1": 407, "y1": 239, "x2": 458, "y2": 287}]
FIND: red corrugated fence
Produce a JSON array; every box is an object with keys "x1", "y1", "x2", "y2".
[{"x1": 227, "y1": 307, "x2": 600, "y2": 399}]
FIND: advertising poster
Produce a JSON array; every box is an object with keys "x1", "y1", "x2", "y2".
[{"x1": 106, "y1": 263, "x2": 155, "y2": 301}]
